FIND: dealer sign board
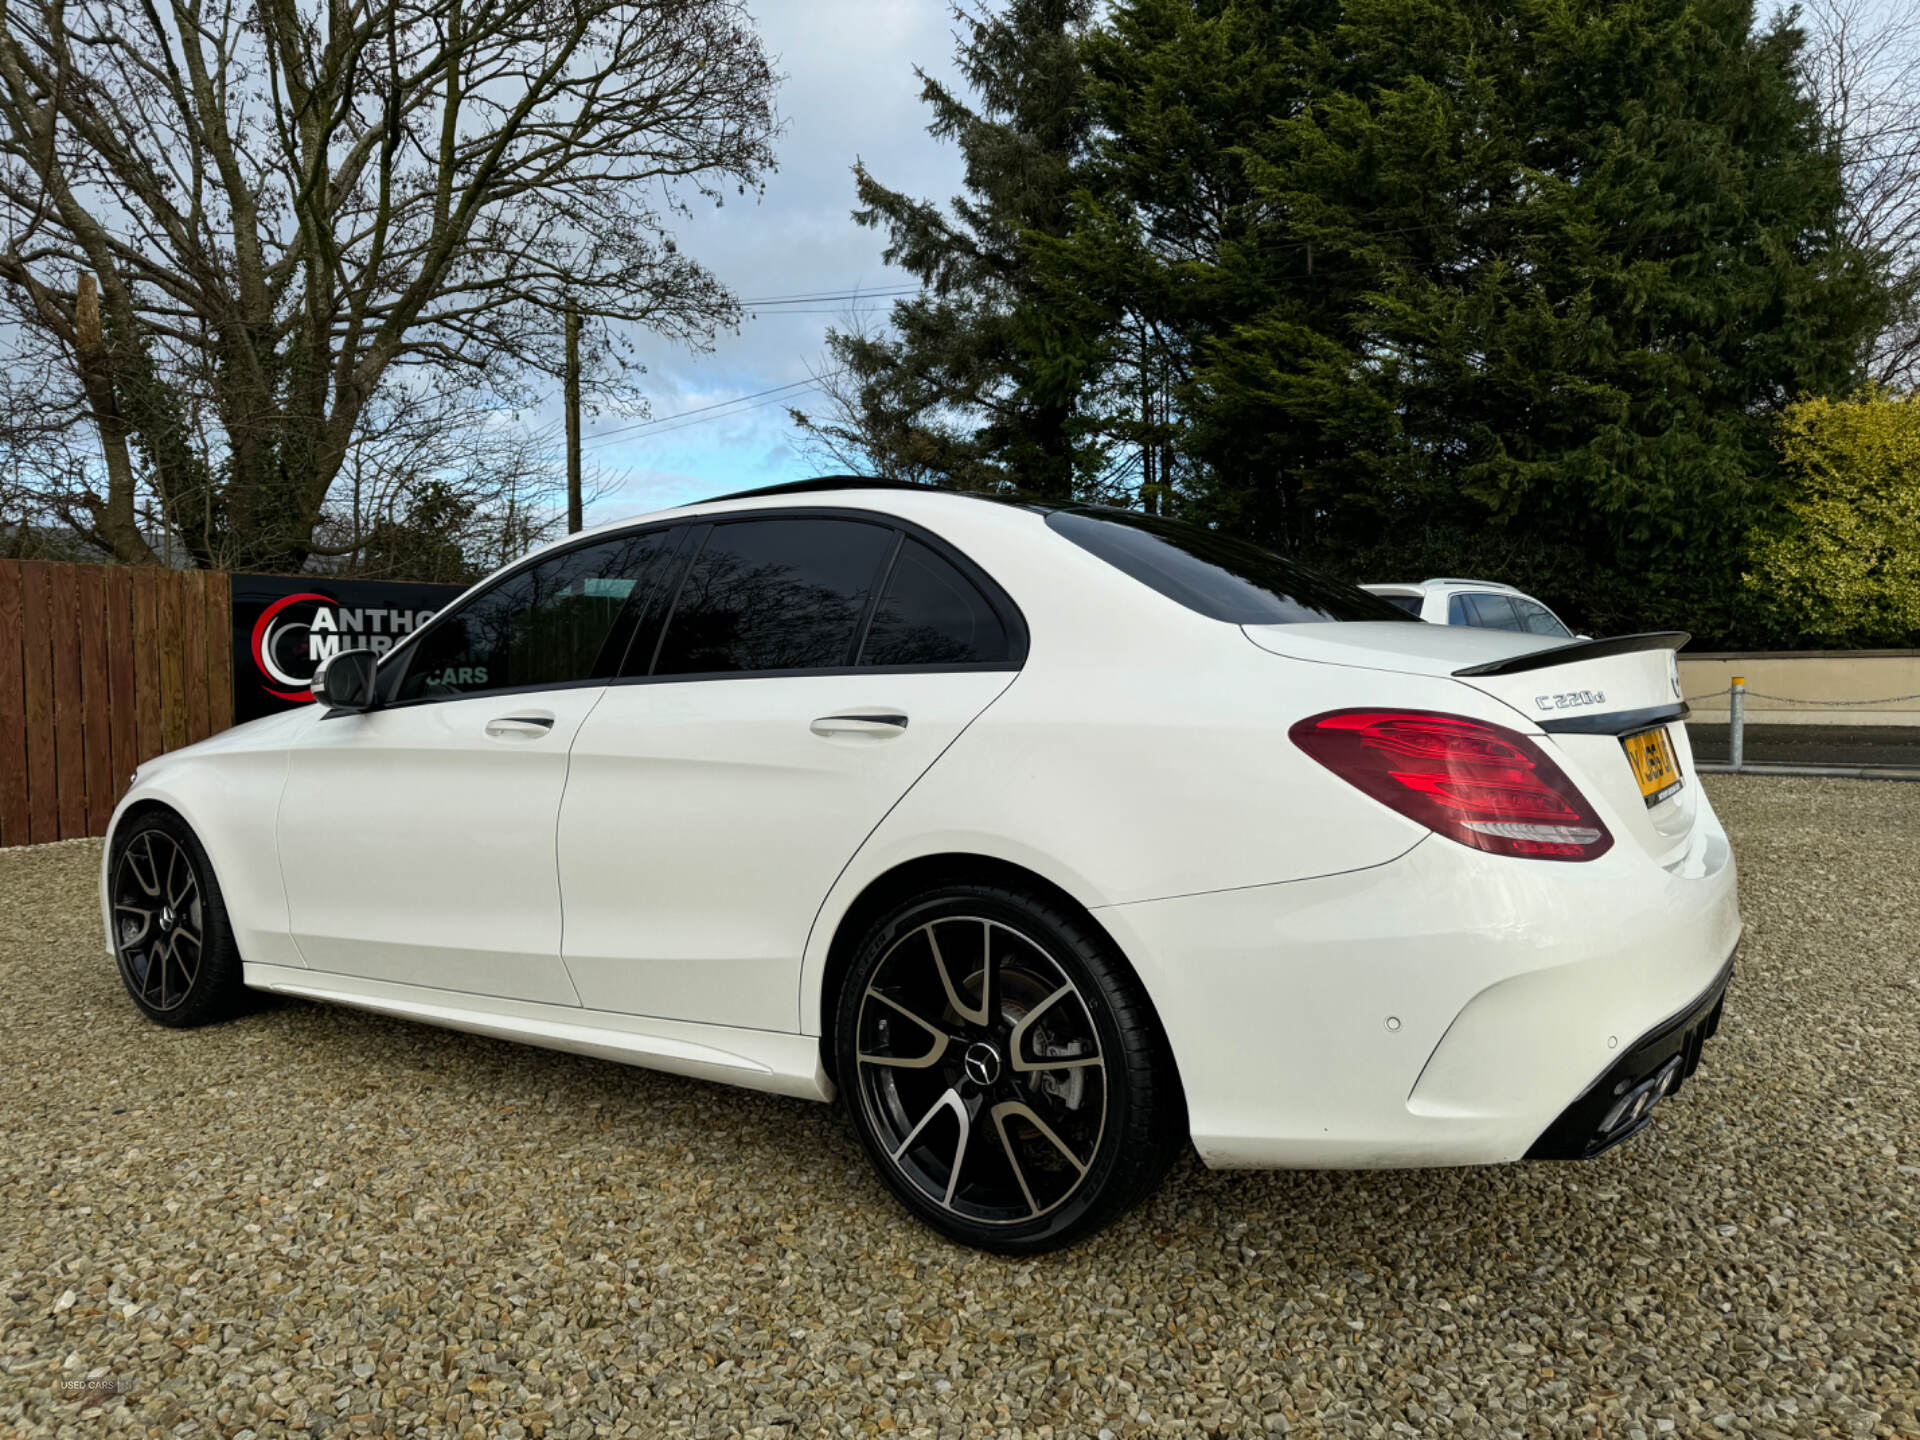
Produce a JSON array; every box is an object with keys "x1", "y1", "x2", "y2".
[{"x1": 231, "y1": 575, "x2": 467, "y2": 724}]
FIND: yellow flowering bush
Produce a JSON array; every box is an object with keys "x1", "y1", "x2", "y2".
[{"x1": 1747, "y1": 388, "x2": 1920, "y2": 647}]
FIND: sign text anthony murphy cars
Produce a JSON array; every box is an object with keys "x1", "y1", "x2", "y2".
[{"x1": 231, "y1": 574, "x2": 466, "y2": 723}]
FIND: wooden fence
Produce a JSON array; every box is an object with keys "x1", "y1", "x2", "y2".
[{"x1": 0, "y1": 559, "x2": 233, "y2": 847}]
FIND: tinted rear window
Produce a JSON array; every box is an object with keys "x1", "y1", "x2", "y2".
[
  {"x1": 652, "y1": 517, "x2": 895, "y2": 675},
  {"x1": 1377, "y1": 593, "x2": 1424, "y2": 616},
  {"x1": 860, "y1": 538, "x2": 1011, "y2": 666},
  {"x1": 1046, "y1": 509, "x2": 1416, "y2": 625}
]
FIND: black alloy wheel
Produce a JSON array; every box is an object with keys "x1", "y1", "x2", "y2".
[
  {"x1": 110, "y1": 811, "x2": 246, "y2": 1027},
  {"x1": 835, "y1": 883, "x2": 1182, "y2": 1252}
]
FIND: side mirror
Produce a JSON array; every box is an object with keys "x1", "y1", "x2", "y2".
[{"x1": 312, "y1": 649, "x2": 380, "y2": 712}]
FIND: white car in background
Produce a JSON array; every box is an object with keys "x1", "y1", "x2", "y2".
[
  {"x1": 102, "y1": 480, "x2": 1737, "y2": 1252},
  {"x1": 1364, "y1": 578, "x2": 1581, "y2": 638}
]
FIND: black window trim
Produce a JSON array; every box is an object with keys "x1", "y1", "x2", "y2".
[
  {"x1": 849, "y1": 528, "x2": 907, "y2": 667},
  {"x1": 366, "y1": 504, "x2": 1028, "y2": 710},
  {"x1": 615, "y1": 521, "x2": 705, "y2": 681}
]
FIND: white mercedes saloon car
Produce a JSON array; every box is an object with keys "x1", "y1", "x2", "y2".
[
  {"x1": 1362, "y1": 578, "x2": 1580, "y2": 638},
  {"x1": 102, "y1": 478, "x2": 1739, "y2": 1252}
]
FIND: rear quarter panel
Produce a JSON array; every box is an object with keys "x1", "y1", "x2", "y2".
[{"x1": 794, "y1": 521, "x2": 1546, "y2": 1037}]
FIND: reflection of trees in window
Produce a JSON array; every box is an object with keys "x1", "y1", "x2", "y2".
[
  {"x1": 655, "y1": 520, "x2": 893, "y2": 674},
  {"x1": 660, "y1": 549, "x2": 870, "y2": 672},
  {"x1": 862, "y1": 620, "x2": 980, "y2": 666},
  {"x1": 861, "y1": 540, "x2": 1007, "y2": 666}
]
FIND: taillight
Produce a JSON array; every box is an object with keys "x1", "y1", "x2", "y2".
[{"x1": 1289, "y1": 709, "x2": 1613, "y2": 861}]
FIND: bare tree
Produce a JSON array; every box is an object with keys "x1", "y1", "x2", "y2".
[
  {"x1": 1799, "y1": 0, "x2": 1920, "y2": 386},
  {"x1": 0, "y1": 308, "x2": 141, "y2": 555},
  {"x1": 310, "y1": 382, "x2": 613, "y2": 582},
  {"x1": 0, "y1": 0, "x2": 778, "y2": 571}
]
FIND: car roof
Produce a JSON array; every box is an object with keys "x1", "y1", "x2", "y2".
[
  {"x1": 1365, "y1": 578, "x2": 1525, "y2": 594},
  {"x1": 702, "y1": 475, "x2": 1043, "y2": 508},
  {"x1": 549, "y1": 476, "x2": 1048, "y2": 551}
]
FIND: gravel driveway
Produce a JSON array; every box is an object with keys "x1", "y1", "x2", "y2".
[{"x1": 3, "y1": 776, "x2": 1917, "y2": 1439}]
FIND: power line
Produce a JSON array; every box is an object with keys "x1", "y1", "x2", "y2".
[
  {"x1": 606, "y1": 383, "x2": 830, "y2": 443},
  {"x1": 741, "y1": 307, "x2": 895, "y2": 316},
  {"x1": 584, "y1": 382, "x2": 827, "y2": 447},
  {"x1": 737, "y1": 284, "x2": 918, "y2": 306},
  {"x1": 582, "y1": 371, "x2": 845, "y2": 450},
  {"x1": 544, "y1": 285, "x2": 905, "y2": 455},
  {"x1": 580, "y1": 373, "x2": 840, "y2": 447}
]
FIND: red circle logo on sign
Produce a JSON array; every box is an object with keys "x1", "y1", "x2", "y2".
[{"x1": 249, "y1": 591, "x2": 337, "y2": 702}]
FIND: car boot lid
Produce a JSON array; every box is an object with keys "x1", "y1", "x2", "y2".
[{"x1": 1241, "y1": 622, "x2": 1689, "y2": 733}]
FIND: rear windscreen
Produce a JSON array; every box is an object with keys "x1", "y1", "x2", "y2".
[{"x1": 1046, "y1": 508, "x2": 1418, "y2": 625}]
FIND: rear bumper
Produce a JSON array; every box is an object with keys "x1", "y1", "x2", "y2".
[
  {"x1": 1524, "y1": 954, "x2": 1732, "y2": 1160},
  {"x1": 1093, "y1": 788, "x2": 1741, "y2": 1170}
]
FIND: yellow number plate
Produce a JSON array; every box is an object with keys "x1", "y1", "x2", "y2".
[{"x1": 1622, "y1": 726, "x2": 1683, "y2": 807}]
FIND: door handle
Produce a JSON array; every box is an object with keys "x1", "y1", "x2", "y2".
[
  {"x1": 485, "y1": 714, "x2": 556, "y2": 741},
  {"x1": 811, "y1": 712, "x2": 909, "y2": 739}
]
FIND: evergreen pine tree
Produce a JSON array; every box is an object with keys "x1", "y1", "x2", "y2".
[
  {"x1": 802, "y1": 0, "x2": 1104, "y2": 500},
  {"x1": 1068, "y1": 0, "x2": 1888, "y2": 638}
]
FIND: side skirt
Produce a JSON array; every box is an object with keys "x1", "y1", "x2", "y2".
[{"x1": 243, "y1": 963, "x2": 835, "y2": 1102}]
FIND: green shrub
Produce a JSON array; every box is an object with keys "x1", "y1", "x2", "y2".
[{"x1": 1746, "y1": 388, "x2": 1920, "y2": 648}]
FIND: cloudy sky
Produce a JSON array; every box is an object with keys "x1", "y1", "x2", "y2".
[{"x1": 565, "y1": 1, "x2": 970, "y2": 523}]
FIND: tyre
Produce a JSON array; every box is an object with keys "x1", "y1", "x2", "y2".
[
  {"x1": 107, "y1": 809, "x2": 247, "y2": 1028},
  {"x1": 833, "y1": 882, "x2": 1183, "y2": 1253}
]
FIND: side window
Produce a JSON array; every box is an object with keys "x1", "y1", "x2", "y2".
[
  {"x1": 1464, "y1": 593, "x2": 1524, "y2": 631},
  {"x1": 1447, "y1": 593, "x2": 1472, "y2": 626},
  {"x1": 396, "y1": 529, "x2": 678, "y2": 701},
  {"x1": 1378, "y1": 593, "x2": 1424, "y2": 617},
  {"x1": 860, "y1": 539, "x2": 1010, "y2": 666},
  {"x1": 651, "y1": 517, "x2": 895, "y2": 675},
  {"x1": 1517, "y1": 600, "x2": 1570, "y2": 638}
]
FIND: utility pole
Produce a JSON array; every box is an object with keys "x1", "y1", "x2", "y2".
[{"x1": 564, "y1": 297, "x2": 582, "y2": 533}]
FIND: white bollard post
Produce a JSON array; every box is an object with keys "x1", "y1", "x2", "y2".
[{"x1": 1729, "y1": 676, "x2": 1746, "y2": 771}]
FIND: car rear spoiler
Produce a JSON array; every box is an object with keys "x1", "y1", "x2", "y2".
[{"x1": 1451, "y1": 631, "x2": 1691, "y2": 678}]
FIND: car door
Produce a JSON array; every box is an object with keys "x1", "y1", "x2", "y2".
[
  {"x1": 277, "y1": 527, "x2": 684, "y2": 1004},
  {"x1": 557, "y1": 512, "x2": 1023, "y2": 1031}
]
